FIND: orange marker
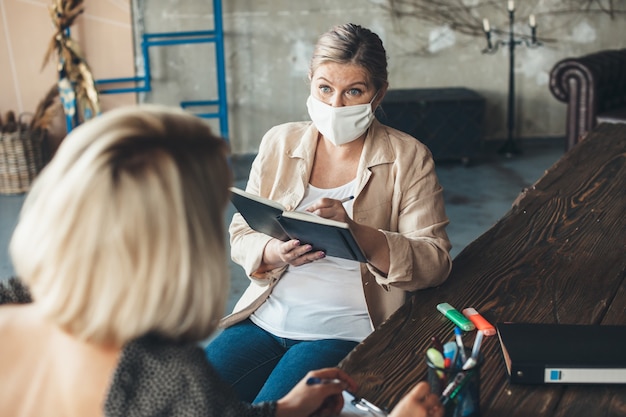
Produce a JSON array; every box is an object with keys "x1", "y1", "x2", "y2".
[{"x1": 462, "y1": 308, "x2": 496, "y2": 336}]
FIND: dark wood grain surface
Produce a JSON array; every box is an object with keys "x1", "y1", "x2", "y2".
[{"x1": 339, "y1": 123, "x2": 626, "y2": 417}]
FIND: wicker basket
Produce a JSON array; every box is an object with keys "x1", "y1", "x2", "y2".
[{"x1": 0, "y1": 118, "x2": 48, "y2": 195}]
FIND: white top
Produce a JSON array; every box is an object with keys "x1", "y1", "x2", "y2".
[{"x1": 250, "y1": 180, "x2": 372, "y2": 342}]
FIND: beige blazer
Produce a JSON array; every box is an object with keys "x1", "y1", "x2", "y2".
[{"x1": 221, "y1": 120, "x2": 452, "y2": 330}]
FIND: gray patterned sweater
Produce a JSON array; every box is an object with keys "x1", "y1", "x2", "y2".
[{"x1": 0, "y1": 278, "x2": 277, "y2": 417}]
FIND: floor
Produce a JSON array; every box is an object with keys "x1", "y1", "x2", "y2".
[{"x1": 0, "y1": 139, "x2": 564, "y2": 315}]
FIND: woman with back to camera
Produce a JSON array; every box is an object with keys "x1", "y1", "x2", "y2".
[
  {"x1": 206, "y1": 23, "x2": 452, "y2": 403},
  {"x1": 0, "y1": 105, "x2": 351, "y2": 417}
]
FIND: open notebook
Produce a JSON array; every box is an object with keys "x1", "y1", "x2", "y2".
[{"x1": 230, "y1": 187, "x2": 367, "y2": 262}]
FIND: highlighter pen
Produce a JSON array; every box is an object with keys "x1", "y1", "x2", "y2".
[
  {"x1": 437, "y1": 303, "x2": 475, "y2": 331},
  {"x1": 462, "y1": 307, "x2": 496, "y2": 336},
  {"x1": 427, "y1": 347, "x2": 445, "y2": 379}
]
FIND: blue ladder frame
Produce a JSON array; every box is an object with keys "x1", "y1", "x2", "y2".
[{"x1": 93, "y1": 0, "x2": 229, "y2": 141}]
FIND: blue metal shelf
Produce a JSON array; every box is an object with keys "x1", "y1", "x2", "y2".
[{"x1": 94, "y1": 0, "x2": 229, "y2": 141}]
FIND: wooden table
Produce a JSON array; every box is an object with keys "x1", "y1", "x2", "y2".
[{"x1": 339, "y1": 123, "x2": 626, "y2": 417}]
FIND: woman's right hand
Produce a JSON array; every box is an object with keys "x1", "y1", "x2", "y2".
[
  {"x1": 262, "y1": 238, "x2": 326, "y2": 269},
  {"x1": 275, "y1": 368, "x2": 357, "y2": 417}
]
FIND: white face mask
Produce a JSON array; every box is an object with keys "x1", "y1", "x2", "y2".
[{"x1": 306, "y1": 94, "x2": 377, "y2": 146}]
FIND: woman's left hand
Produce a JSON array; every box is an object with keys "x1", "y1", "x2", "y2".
[{"x1": 275, "y1": 368, "x2": 357, "y2": 417}]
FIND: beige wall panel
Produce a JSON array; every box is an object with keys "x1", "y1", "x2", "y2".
[{"x1": 0, "y1": 0, "x2": 135, "y2": 117}]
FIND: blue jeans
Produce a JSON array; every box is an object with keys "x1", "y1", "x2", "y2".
[{"x1": 205, "y1": 319, "x2": 358, "y2": 403}]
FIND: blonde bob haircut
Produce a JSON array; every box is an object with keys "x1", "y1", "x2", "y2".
[
  {"x1": 10, "y1": 105, "x2": 232, "y2": 346},
  {"x1": 309, "y1": 23, "x2": 388, "y2": 92}
]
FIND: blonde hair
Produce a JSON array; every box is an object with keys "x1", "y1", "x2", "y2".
[
  {"x1": 10, "y1": 105, "x2": 232, "y2": 346},
  {"x1": 309, "y1": 23, "x2": 388, "y2": 91}
]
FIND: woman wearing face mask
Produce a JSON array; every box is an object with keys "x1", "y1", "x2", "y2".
[{"x1": 205, "y1": 23, "x2": 452, "y2": 404}]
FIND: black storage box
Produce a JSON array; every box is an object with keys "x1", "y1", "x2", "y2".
[{"x1": 378, "y1": 87, "x2": 486, "y2": 163}]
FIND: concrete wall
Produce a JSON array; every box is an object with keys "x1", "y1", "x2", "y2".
[{"x1": 134, "y1": 0, "x2": 626, "y2": 154}]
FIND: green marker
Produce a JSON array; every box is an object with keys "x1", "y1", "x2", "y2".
[{"x1": 437, "y1": 303, "x2": 475, "y2": 331}]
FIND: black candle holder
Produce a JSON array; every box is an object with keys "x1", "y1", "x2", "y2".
[{"x1": 482, "y1": 7, "x2": 542, "y2": 157}]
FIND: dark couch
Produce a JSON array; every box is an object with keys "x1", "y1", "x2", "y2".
[{"x1": 549, "y1": 48, "x2": 626, "y2": 151}]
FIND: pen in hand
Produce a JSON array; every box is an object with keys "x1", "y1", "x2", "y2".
[
  {"x1": 306, "y1": 377, "x2": 343, "y2": 385},
  {"x1": 340, "y1": 196, "x2": 354, "y2": 204},
  {"x1": 308, "y1": 379, "x2": 388, "y2": 416}
]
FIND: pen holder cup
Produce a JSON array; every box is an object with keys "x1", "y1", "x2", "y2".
[{"x1": 426, "y1": 348, "x2": 482, "y2": 417}]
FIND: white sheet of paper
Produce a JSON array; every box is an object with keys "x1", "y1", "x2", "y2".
[{"x1": 339, "y1": 391, "x2": 388, "y2": 416}]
